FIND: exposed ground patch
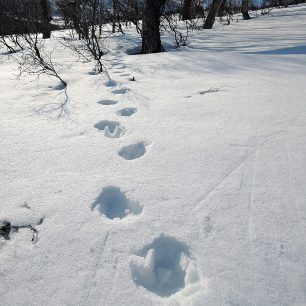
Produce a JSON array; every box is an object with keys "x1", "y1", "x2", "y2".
[{"x1": 0, "y1": 217, "x2": 44, "y2": 243}]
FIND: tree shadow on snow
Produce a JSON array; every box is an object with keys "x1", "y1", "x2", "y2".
[{"x1": 247, "y1": 45, "x2": 306, "y2": 55}]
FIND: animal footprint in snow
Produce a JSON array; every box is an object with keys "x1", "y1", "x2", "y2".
[
  {"x1": 94, "y1": 120, "x2": 124, "y2": 138},
  {"x1": 92, "y1": 186, "x2": 142, "y2": 220},
  {"x1": 104, "y1": 80, "x2": 116, "y2": 87},
  {"x1": 117, "y1": 108, "x2": 137, "y2": 117},
  {"x1": 112, "y1": 88, "x2": 130, "y2": 95},
  {"x1": 130, "y1": 235, "x2": 203, "y2": 297},
  {"x1": 118, "y1": 141, "x2": 146, "y2": 160},
  {"x1": 98, "y1": 99, "x2": 118, "y2": 105}
]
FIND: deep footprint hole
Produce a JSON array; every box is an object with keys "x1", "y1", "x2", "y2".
[
  {"x1": 105, "y1": 80, "x2": 117, "y2": 87},
  {"x1": 92, "y1": 186, "x2": 142, "y2": 220},
  {"x1": 117, "y1": 108, "x2": 137, "y2": 117},
  {"x1": 130, "y1": 235, "x2": 190, "y2": 297},
  {"x1": 112, "y1": 88, "x2": 129, "y2": 95},
  {"x1": 118, "y1": 141, "x2": 146, "y2": 160},
  {"x1": 98, "y1": 99, "x2": 118, "y2": 105},
  {"x1": 94, "y1": 120, "x2": 124, "y2": 138}
]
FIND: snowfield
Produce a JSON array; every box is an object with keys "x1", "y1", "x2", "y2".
[{"x1": 1, "y1": 4, "x2": 306, "y2": 306}]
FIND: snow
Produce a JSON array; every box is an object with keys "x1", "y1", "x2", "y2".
[
  {"x1": 118, "y1": 141, "x2": 147, "y2": 160},
  {"x1": 129, "y1": 235, "x2": 203, "y2": 298},
  {"x1": 1, "y1": 4, "x2": 306, "y2": 305},
  {"x1": 92, "y1": 186, "x2": 142, "y2": 220}
]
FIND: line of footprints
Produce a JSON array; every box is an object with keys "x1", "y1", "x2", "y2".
[
  {"x1": 92, "y1": 77, "x2": 203, "y2": 299},
  {"x1": 95, "y1": 86, "x2": 147, "y2": 160}
]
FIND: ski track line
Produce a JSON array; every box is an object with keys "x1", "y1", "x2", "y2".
[
  {"x1": 193, "y1": 132, "x2": 286, "y2": 213},
  {"x1": 277, "y1": 140, "x2": 303, "y2": 257},
  {"x1": 193, "y1": 148, "x2": 255, "y2": 212},
  {"x1": 243, "y1": 135, "x2": 306, "y2": 305},
  {"x1": 284, "y1": 140, "x2": 303, "y2": 225},
  {"x1": 197, "y1": 138, "x2": 259, "y2": 306},
  {"x1": 105, "y1": 258, "x2": 121, "y2": 305},
  {"x1": 81, "y1": 230, "x2": 110, "y2": 305},
  {"x1": 243, "y1": 139, "x2": 260, "y2": 299},
  {"x1": 247, "y1": 141, "x2": 259, "y2": 241}
]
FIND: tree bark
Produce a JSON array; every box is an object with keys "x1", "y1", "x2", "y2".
[
  {"x1": 282, "y1": 0, "x2": 288, "y2": 7},
  {"x1": 241, "y1": 0, "x2": 251, "y2": 20},
  {"x1": 217, "y1": 0, "x2": 226, "y2": 17},
  {"x1": 40, "y1": 0, "x2": 51, "y2": 39},
  {"x1": 142, "y1": 0, "x2": 165, "y2": 54},
  {"x1": 203, "y1": 0, "x2": 224, "y2": 29},
  {"x1": 181, "y1": 0, "x2": 192, "y2": 20}
]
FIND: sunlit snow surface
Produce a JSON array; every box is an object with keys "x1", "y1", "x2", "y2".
[{"x1": 0, "y1": 4, "x2": 306, "y2": 305}]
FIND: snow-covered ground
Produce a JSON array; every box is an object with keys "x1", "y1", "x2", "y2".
[{"x1": 1, "y1": 4, "x2": 306, "y2": 306}]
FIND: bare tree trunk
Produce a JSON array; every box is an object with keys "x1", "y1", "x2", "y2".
[
  {"x1": 40, "y1": 0, "x2": 51, "y2": 39},
  {"x1": 282, "y1": 0, "x2": 288, "y2": 7},
  {"x1": 203, "y1": 0, "x2": 224, "y2": 29},
  {"x1": 112, "y1": 0, "x2": 116, "y2": 33},
  {"x1": 98, "y1": 3, "x2": 102, "y2": 36},
  {"x1": 241, "y1": 0, "x2": 251, "y2": 20},
  {"x1": 142, "y1": 0, "x2": 165, "y2": 54},
  {"x1": 181, "y1": 0, "x2": 192, "y2": 20},
  {"x1": 217, "y1": 0, "x2": 226, "y2": 17}
]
